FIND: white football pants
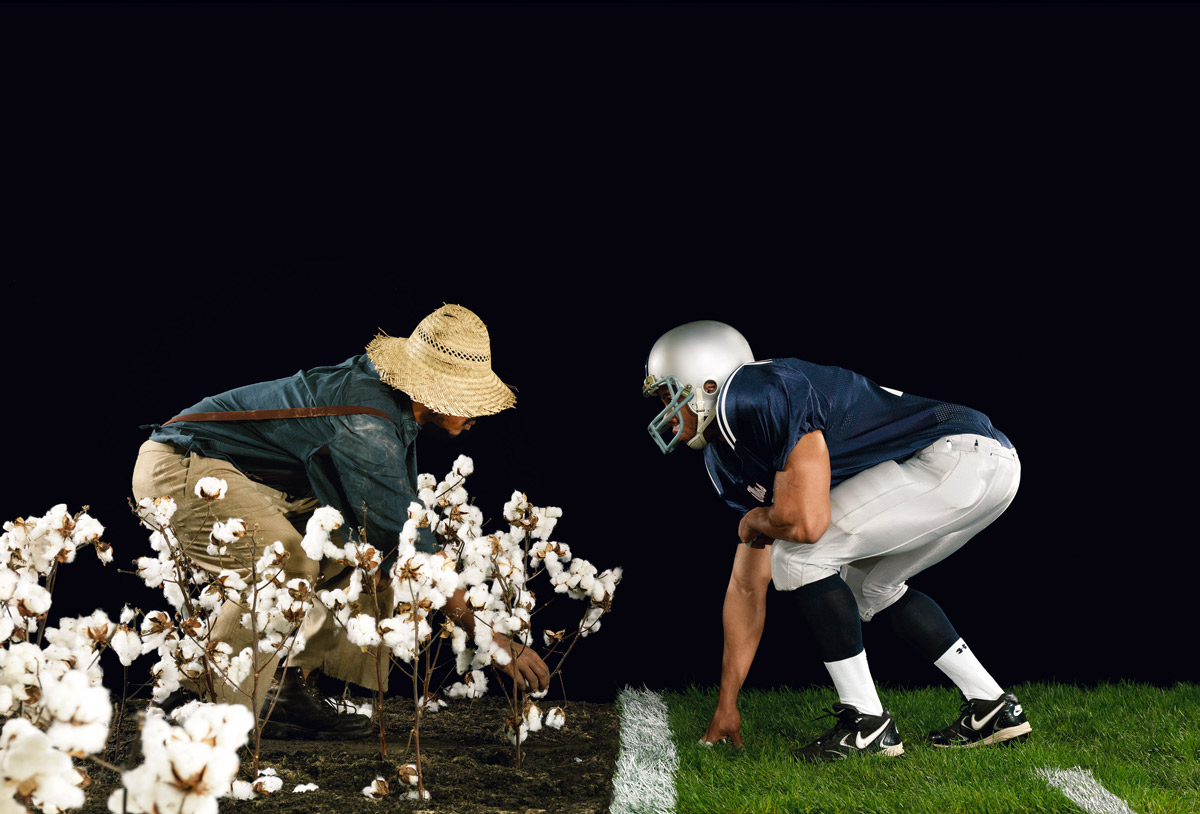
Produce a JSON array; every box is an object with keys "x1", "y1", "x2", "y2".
[{"x1": 769, "y1": 434, "x2": 1021, "y2": 620}]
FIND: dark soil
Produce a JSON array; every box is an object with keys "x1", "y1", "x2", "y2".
[{"x1": 85, "y1": 693, "x2": 620, "y2": 814}]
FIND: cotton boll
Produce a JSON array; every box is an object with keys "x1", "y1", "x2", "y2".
[
  {"x1": 0, "y1": 718, "x2": 87, "y2": 812},
  {"x1": 292, "y1": 783, "x2": 319, "y2": 793},
  {"x1": 504, "y1": 717, "x2": 528, "y2": 746},
  {"x1": 70, "y1": 512, "x2": 105, "y2": 546},
  {"x1": 451, "y1": 455, "x2": 474, "y2": 478},
  {"x1": 229, "y1": 780, "x2": 256, "y2": 800},
  {"x1": 397, "y1": 763, "x2": 420, "y2": 786},
  {"x1": 445, "y1": 669, "x2": 488, "y2": 699},
  {"x1": 254, "y1": 541, "x2": 288, "y2": 573},
  {"x1": 405, "y1": 789, "x2": 432, "y2": 801},
  {"x1": 346, "y1": 613, "x2": 380, "y2": 649},
  {"x1": 545, "y1": 707, "x2": 566, "y2": 729},
  {"x1": 362, "y1": 778, "x2": 389, "y2": 799},
  {"x1": 252, "y1": 768, "x2": 283, "y2": 794},
  {"x1": 136, "y1": 496, "x2": 177, "y2": 529},
  {"x1": 524, "y1": 701, "x2": 543, "y2": 732},
  {"x1": 41, "y1": 669, "x2": 112, "y2": 754},
  {"x1": 148, "y1": 656, "x2": 181, "y2": 703},
  {"x1": 193, "y1": 478, "x2": 228, "y2": 501},
  {"x1": 15, "y1": 580, "x2": 52, "y2": 617},
  {"x1": 300, "y1": 508, "x2": 343, "y2": 562},
  {"x1": 109, "y1": 626, "x2": 142, "y2": 667}
]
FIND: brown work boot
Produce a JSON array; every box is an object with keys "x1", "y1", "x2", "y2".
[{"x1": 259, "y1": 668, "x2": 374, "y2": 740}]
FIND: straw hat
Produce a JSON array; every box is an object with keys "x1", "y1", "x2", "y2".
[{"x1": 366, "y1": 304, "x2": 516, "y2": 417}]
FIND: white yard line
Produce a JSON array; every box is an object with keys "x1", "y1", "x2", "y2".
[
  {"x1": 1038, "y1": 767, "x2": 1137, "y2": 814},
  {"x1": 610, "y1": 686, "x2": 678, "y2": 814}
]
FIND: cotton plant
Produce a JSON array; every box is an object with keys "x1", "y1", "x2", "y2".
[
  {"x1": 0, "y1": 507, "x2": 118, "y2": 814},
  {"x1": 129, "y1": 479, "x2": 318, "y2": 779},
  {"x1": 109, "y1": 702, "x2": 255, "y2": 814},
  {"x1": 409, "y1": 458, "x2": 622, "y2": 767}
]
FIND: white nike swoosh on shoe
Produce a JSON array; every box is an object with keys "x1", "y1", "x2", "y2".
[
  {"x1": 970, "y1": 701, "x2": 1005, "y2": 731},
  {"x1": 838, "y1": 718, "x2": 892, "y2": 750}
]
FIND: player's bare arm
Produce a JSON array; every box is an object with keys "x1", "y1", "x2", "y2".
[
  {"x1": 737, "y1": 430, "x2": 832, "y2": 545},
  {"x1": 702, "y1": 541, "x2": 773, "y2": 747}
]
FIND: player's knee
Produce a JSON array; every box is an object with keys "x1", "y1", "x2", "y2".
[{"x1": 856, "y1": 581, "x2": 907, "y2": 622}]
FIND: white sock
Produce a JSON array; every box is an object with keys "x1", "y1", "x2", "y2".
[
  {"x1": 933, "y1": 638, "x2": 1004, "y2": 701},
  {"x1": 824, "y1": 650, "x2": 884, "y2": 715}
]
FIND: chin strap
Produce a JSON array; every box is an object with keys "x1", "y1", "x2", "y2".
[{"x1": 687, "y1": 412, "x2": 715, "y2": 450}]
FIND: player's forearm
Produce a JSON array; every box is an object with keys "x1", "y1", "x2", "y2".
[
  {"x1": 743, "y1": 505, "x2": 827, "y2": 545},
  {"x1": 715, "y1": 581, "x2": 767, "y2": 710}
]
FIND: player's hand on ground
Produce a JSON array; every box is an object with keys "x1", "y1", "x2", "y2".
[
  {"x1": 493, "y1": 633, "x2": 551, "y2": 693},
  {"x1": 701, "y1": 706, "x2": 743, "y2": 748}
]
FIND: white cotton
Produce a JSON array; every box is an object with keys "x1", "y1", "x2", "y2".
[
  {"x1": 346, "y1": 613, "x2": 380, "y2": 648},
  {"x1": 524, "y1": 701, "x2": 543, "y2": 732},
  {"x1": 230, "y1": 780, "x2": 256, "y2": 800},
  {"x1": 0, "y1": 569, "x2": 20, "y2": 602},
  {"x1": 451, "y1": 454, "x2": 474, "y2": 477},
  {"x1": 226, "y1": 647, "x2": 255, "y2": 688},
  {"x1": 398, "y1": 763, "x2": 420, "y2": 786},
  {"x1": 405, "y1": 789, "x2": 432, "y2": 801},
  {"x1": 419, "y1": 695, "x2": 447, "y2": 713},
  {"x1": 0, "y1": 718, "x2": 87, "y2": 812},
  {"x1": 504, "y1": 718, "x2": 528, "y2": 746},
  {"x1": 252, "y1": 768, "x2": 283, "y2": 794},
  {"x1": 135, "y1": 556, "x2": 169, "y2": 589},
  {"x1": 445, "y1": 669, "x2": 487, "y2": 699},
  {"x1": 41, "y1": 667, "x2": 111, "y2": 730},
  {"x1": 193, "y1": 477, "x2": 228, "y2": 501},
  {"x1": 254, "y1": 541, "x2": 287, "y2": 573},
  {"x1": 149, "y1": 656, "x2": 181, "y2": 702},
  {"x1": 362, "y1": 777, "x2": 389, "y2": 799},
  {"x1": 70, "y1": 513, "x2": 105, "y2": 545},
  {"x1": 300, "y1": 507, "x2": 343, "y2": 561},
  {"x1": 161, "y1": 579, "x2": 187, "y2": 612},
  {"x1": 110, "y1": 626, "x2": 142, "y2": 667},
  {"x1": 293, "y1": 783, "x2": 319, "y2": 793},
  {"x1": 545, "y1": 707, "x2": 566, "y2": 729},
  {"x1": 137, "y1": 496, "x2": 177, "y2": 527},
  {"x1": 15, "y1": 580, "x2": 53, "y2": 616}
]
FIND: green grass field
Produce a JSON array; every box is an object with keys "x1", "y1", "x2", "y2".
[{"x1": 657, "y1": 682, "x2": 1198, "y2": 814}]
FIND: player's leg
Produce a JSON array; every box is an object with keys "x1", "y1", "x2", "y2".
[
  {"x1": 786, "y1": 573, "x2": 905, "y2": 761},
  {"x1": 848, "y1": 436, "x2": 1029, "y2": 746}
]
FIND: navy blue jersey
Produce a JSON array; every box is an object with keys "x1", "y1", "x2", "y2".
[{"x1": 703, "y1": 359, "x2": 1011, "y2": 515}]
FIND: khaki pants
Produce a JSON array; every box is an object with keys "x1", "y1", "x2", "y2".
[{"x1": 131, "y1": 440, "x2": 390, "y2": 713}]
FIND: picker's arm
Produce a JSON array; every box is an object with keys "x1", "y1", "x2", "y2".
[{"x1": 444, "y1": 589, "x2": 551, "y2": 693}]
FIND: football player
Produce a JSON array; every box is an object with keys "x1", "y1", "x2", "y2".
[{"x1": 643, "y1": 320, "x2": 1030, "y2": 761}]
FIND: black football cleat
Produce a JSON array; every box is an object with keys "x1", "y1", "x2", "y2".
[
  {"x1": 792, "y1": 704, "x2": 905, "y2": 762},
  {"x1": 929, "y1": 691, "x2": 1031, "y2": 748}
]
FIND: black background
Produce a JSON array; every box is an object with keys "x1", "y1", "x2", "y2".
[{"x1": 3, "y1": 2, "x2": 1194, "y2": 705}]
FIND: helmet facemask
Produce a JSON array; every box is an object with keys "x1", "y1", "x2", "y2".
[{"x1": 643, "y1": 374, "x2": 718, "y2": 453}]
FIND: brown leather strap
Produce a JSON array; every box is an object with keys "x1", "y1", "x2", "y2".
[{"x1": 162, "y1": 406, "x2": 393, "y2": 426}]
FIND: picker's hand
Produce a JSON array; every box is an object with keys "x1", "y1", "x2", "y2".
[
  {"x1": 701, "y1": 705, "x2": 743, "y2": 748},
  {"x1": 494, "y1": 633, "x2": 551, "y2": 694}
]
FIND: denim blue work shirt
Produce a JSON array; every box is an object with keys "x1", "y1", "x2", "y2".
[{"x1": 148, "y1": 354, "x2": 437, "y2": 560}]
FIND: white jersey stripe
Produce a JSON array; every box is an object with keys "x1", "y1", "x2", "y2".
[{"x1": 717, "y1": 360, "x2": 771, "y2": 448}]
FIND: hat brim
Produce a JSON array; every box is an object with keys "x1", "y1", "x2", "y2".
[{"x1": 367, "y1": 335, "x2": 516, "y2": 417}]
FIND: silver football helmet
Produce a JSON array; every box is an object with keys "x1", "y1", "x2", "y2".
[{"x1": 642, "y1": 320, "x2": 754, "y2": 453}]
